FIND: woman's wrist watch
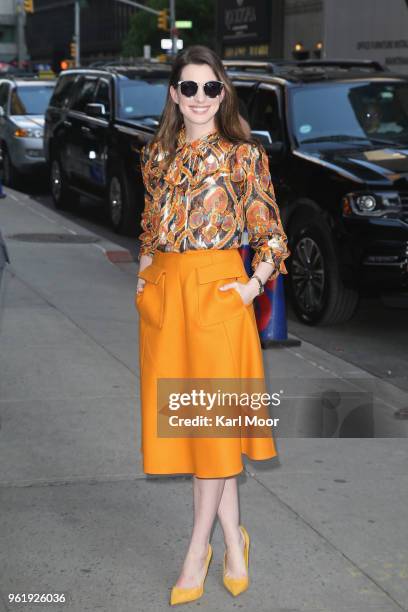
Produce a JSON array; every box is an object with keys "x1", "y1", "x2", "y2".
[{"x1": 250, "y1": 274, "x2": 264, "y2": 295}]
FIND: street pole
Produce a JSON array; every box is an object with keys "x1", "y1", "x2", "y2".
[
  {"x1": 16, "y1": 0, "x2": 25, "y2": 69},
  {"x1": 74, "y1": 0, "x2": 80, "y2": 67},
  {"x1": 321, "y1": 0, "x2": 327, "y2": 60},
  {"x1": 170, "y1": 0, "x2": 178, "y2": 56}
]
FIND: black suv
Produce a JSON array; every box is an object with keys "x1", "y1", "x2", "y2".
[
  {"x1": 227, "y1": 59, "x2": 408, "y2": 325},
  {"x1": 46, "y1": 59, "x2": 408, "y2": 326},
  {"x1": 44, "y1": 63, "x2": 171, "y2": 234}
]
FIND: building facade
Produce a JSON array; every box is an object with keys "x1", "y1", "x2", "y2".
[
  {"x1": 284, "y1": 0, "x2": 323, "y2": 60},
  {"x1": 25, "y1": 0, "x2": 139, "y2": 71},
  {"x1": 215, "y1": 0, "x2": 324, "y2": 61},
  {"x1": 215, "y1": 0, "x2": 284, "y2": 59},
  {"x1": 0, "y1": 0, "x2": 18, "y2": 64},
  {"x1": 24, "y1": 0, "x2": 326, "y2": 69}
]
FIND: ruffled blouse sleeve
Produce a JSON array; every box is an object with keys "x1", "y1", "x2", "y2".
[
  {"x1": 241, "y1": 143, "x2": 290, "y2": 279},
  {"x1": 137, "y1": 143, "x2": 157, "y2": 260}
]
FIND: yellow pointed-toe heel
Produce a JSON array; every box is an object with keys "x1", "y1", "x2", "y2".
[
  {"x1": 223, "y1": 525, "x2": 250, "y2": 597},
  {"x1": 170, "y1": 543, "x2": 213, "y2": 606}
]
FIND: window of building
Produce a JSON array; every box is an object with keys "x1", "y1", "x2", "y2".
[{"x1": 0, "y1": 25, "x2": 16, "y2": 44}]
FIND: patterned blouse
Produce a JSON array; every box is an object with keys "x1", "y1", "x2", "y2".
[{"x1": 138, "y1": 124, "x2": 290, "y2": 278}]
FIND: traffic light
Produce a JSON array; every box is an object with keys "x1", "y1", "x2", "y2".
[
  {"x1": 60, "y1": 60, "x2": 72, "y2": 71},
  {"x1": 70, "y1": 42, "x2": 77, "y2": 59},
  {"x1": 23, "y1": 0, "x2": 34, "y2": 13},
  {"x1": 157, "y1": 9, "x2": 169, "y2": 31}
]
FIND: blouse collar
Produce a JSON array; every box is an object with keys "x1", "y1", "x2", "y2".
[
  {"x1": 160, "y1": 124, "x2": 229, "y2": 188},
  {"x1": 176, "y1": 124, "x2": 220, "y2": 154}
]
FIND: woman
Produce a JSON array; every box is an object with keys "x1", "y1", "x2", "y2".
[{"x1": 135, "y1": 45, "x2": 289, "y2": 605}]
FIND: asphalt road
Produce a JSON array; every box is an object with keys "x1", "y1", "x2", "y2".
[{"x1": 25, "y1": 180, "x2": 408, "y2": 394}]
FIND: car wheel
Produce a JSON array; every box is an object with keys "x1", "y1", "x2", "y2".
[
  {"x1": 2, "y1": 147, "x2": 21, "y2": 188},
  {"x1": 50, "y1": 156, "x2": 79, "y2": 210},
  {"x1": 288, "y1": 214, "x2": 359, "y2": 325},
  {"x1": 107, "y1": 170, "x2": 138, "y2": 235}
]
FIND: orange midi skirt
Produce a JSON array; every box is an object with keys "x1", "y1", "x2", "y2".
[{"x1": 135, "y1": 247, "x2": 278, "y2": 478}]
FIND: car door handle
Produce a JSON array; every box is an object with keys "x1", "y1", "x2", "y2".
[
  {"x1": 63, "y1": 120, "x2": 72, "y2": 128},
  {"x1": 81, "y1": 126, "x2": 92, "y2": 134}
]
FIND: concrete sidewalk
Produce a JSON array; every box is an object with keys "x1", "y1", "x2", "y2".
[{"x1": 0, "y1": 189, "x2": 407, "y2": 612}]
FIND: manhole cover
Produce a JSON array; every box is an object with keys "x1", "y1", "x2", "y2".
[{"x1": 7, "y1": 233, "x2": 100, "y2": 244}]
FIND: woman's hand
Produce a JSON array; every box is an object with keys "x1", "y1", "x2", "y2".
[
  {"x1": 219, "y1": 278, "x2": 259, "y2": 305},
  {"x1": 137, "y1": 254, "x2": 153, "y2": 295},
  {"x1": 136, "y1": 277, "x2": 146, "y2": 295}
]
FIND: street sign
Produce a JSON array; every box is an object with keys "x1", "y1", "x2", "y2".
[
  {"x1": 161, "y1": 39, "x2": 183, "y2": 50},
  {"x1": 175, "y1": 20, "x2": 192, "y2": 28}
]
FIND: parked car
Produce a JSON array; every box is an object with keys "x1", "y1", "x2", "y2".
[
  {"x1": 225, "y1": 59, "x2": 408, "y2": 325},
  {"x1": 0, "y1": 76, "x2": 55, "y2": 187},
  {"x1": 44, "y1": 63, "x2": 171, "y2": 234}
]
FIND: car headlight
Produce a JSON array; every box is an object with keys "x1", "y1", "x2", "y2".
[
  {"x1": 14, "y1": 128, "x2": 44, "y2": 139},
  {"x1": 342, "y1": 191, "x2": 402, "y2": 216}
]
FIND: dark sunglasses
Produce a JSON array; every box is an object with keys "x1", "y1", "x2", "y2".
[{"x1": 176, "y1": 80, "x2": 224, "y2": 98}]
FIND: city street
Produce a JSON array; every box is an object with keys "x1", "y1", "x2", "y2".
[
  {"x1": 1, "y1": 0, "x2": 408, "y2": 611},
  {"x1": 0, "y1": 186, "x2": 407, "y2": 612}
]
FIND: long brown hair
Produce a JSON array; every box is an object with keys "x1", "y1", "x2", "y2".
[{"x1": 150, "y1": 45, "x2": 258, "y2": 171}]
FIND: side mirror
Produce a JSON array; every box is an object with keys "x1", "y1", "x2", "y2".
[
  {"x1": 251, "y1": 130, "x2": 272, "y2": 145},
  {"x1": 263, "y1": 141, "x2": 285, "y2": 156},
  {"x1": 251, "y1": 130, "x2": 285, "y2": 159},
  {"x1": 262, "y1": 142, "x2": 285, "y2": 164},
  {"x1": 85, "y1": 103, "x2": 107, "y2": 118}
]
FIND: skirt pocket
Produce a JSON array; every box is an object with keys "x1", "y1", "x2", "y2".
[
  {"x1": 196, "y1": 259, "x2": 250, "y2": 327},
  {"x1": 136, "y1": 263, "x2": 166, "y2": 329}
]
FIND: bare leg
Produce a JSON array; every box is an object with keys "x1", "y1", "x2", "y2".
[
  {"x1": 174, "y1": 476, "x2": 225, "y2": 588},
  {"x1": 217, "y1": 476, "x2": 247, "y2": 577}
]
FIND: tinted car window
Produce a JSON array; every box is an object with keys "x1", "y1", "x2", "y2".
[
  {"x1": 234, "y1": 84, "x2": 255, "y2": 111},
  {"x1": 50, "y1": 74, "x2": 76, "y2": 109},
  {"x1": 70, "y1": 76, "x2": 98, "y2": 112},
  {"x1": 237, "y1": 97, "x2": 250, "y2": 123},
  {"x1": 10, "y1": 85, "x2": 55, "y2": 115},
  {"x1": 289, "y1": 80, "x2": 408, "y2": 146},
  {"x1": 117, "y1": 78, "x2": 167, "y2": 119},
  {"x1": 94, "y1": 79, "x2": 110, "y2": 114},
  {"x1": 251, "y1": 88, "x2": 282, "y2": 142}
]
